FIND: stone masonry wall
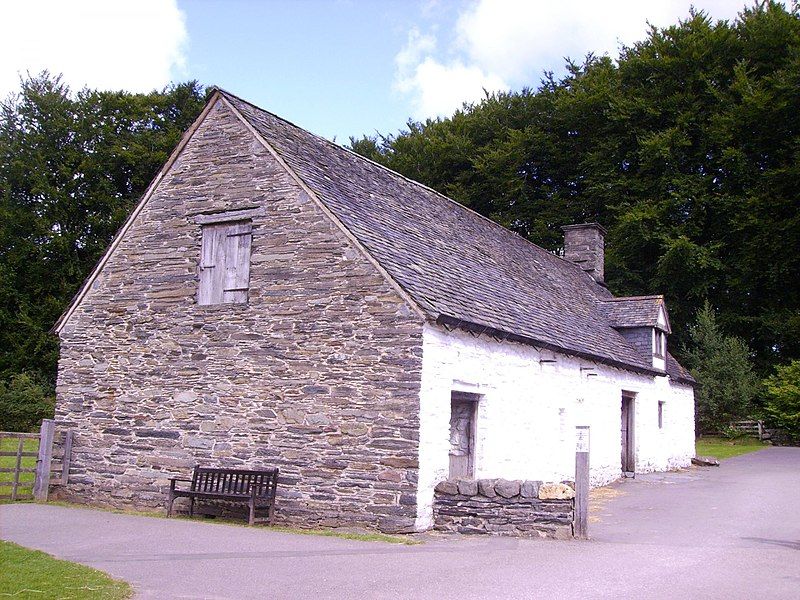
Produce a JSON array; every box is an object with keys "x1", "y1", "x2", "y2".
[
  {"x1": 54, "y1": 99, "x2": 424, "y2": 533},
  {"x1": 562, "y1": 225, "x2": 604, "y2": 282},
  {"x1": 433, "y1": 478, "x2": 575, "y2": 539}
]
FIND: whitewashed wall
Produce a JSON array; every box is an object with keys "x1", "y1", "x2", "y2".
[{"x1": 415, "y1": 323, "x2": 695, "y2": 530}]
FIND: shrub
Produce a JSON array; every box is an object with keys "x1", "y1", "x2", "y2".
[
  {"x1": 719, "y1": 425, "x2": 749, "y2": 441},
  {"x1": 764, "y1": 360, "x2": 800, "y2": 445},
  {"x1": 0, "y1": 373, "x2": 55, "y2": 432}
]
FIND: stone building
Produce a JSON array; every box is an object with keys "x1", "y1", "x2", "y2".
[{"x1": 53, "y1": 89, "x2": 695, "y2": 534}]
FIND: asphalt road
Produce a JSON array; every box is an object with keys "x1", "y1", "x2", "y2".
[{"x1": 2, "y1": 447, "x2": 799, "y2": 599}]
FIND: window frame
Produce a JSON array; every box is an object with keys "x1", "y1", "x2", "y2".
[{"x1": 653, "y1": 328, "x2": 667, "y2": 359}]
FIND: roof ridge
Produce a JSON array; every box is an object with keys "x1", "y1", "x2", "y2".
[
  {"x1": 217, "y1": 88, "x2": 598, "y2": 282},
  {"x1": 602, "y1": 295, "x2": 664, "y2": 302}
]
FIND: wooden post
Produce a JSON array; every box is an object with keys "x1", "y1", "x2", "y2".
[
  {"x1": 33, "y1": 419, "x2": 55, "y2": 501},
  {"x1": 11, "y1": 437, "x2": 24, "y2": 501},
  {"x1": 61, "y1": 430, "x2": 74, "y2": 485},
  {"x1": 574, "y1": 425, "x2": 590, "y2": 540}
]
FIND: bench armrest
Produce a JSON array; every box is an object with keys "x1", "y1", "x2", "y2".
[{"x1": 169, "y1": 477, "x2": 192, "y2": 491}]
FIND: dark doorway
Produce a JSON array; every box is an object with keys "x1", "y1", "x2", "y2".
[
  {"x1": 621, "y1": 393, "x2": 636, "y2": 474},
  {"x1": 449, "y1": 392, "x2": 479, "y2": 478}
]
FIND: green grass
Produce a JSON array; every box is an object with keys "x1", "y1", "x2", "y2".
[
  {"x1": 0, "y1": 540, "x2": 132, "y2": 599},
  {"x1": 0, "y1": 437, "x2": 38, "y2": 499},
  {"x1": 696, "y1": 436, "x2": 769, "y2": 460}
]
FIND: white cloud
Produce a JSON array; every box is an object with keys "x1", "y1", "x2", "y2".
[
  {"x1": 455, "y1": 0, "x2": 746, "y2": 82},
  {"x1": 404, "y1": 57, "x2": 508, "y2": 118},
  {"x1": 0, "y1": 0, "x2": 187, "y2": 97},
  {"x1": 394, "y1": 28, "x2": 438, "y2": 94},
  {"x1": 394, "y1": 27, "x2": 508, "y2": 119},
  {"x1": 395, "y1": 0, "x2": 754, "y2": 120}
]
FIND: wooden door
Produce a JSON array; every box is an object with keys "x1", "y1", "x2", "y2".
[
  {"x1": 449, "y1": 396, "x2": 477, "y2": 478},
  {"x1": 198, "y1": 220, "x2": 252, "y2": 305},
  {"x1": 222, "y1": 221, "x2": 252, "y2": 304},
  {"x1": 621, "y1": 395, "x2": 635, "y2": 473},
  {"x1": 199, "y1": 223, "x2": 228, "y2": 305}
]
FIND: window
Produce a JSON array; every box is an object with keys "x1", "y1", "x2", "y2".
[
  {"x1": 654, "y1": 329, "x2": 666, "y2": 358},
  {"x1": 198, "y1": 220, "x2": 252, "y2": 305},
  {"x1": 658, "y1": 401, "x2": 665, "y2": 429}
]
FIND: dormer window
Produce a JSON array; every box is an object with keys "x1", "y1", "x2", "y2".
[
  {"x1": 654, "y1": 329, "x2": 666, "y2": 359},
  {"x1": 601, "y1": 295, "x2": 672, "y2": 372}
]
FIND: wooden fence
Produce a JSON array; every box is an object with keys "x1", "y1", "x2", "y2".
[
  {"x1": 730, "y1": 419, "x2": 765, "y2": 440},
  {"x1": 0, "y1": 431, "x2": 39, "y2": 501},
  {"x1": 0, "y1": 419, "x2": 73, "y2": 502}
]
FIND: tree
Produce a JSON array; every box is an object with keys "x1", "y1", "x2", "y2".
[
  {"x1": 0, "y1": 73, "x2": 206, "y2": 387},
  {"x1": 684, "y1": 302, "x2": 760, "y2": 433},
  {"x1": 763, "y1": 360, "x2": 800, "y2": 444},
  {"x1": 0, "y1": 373, "x2": 54, "y2": 432},
  {"x1": 349, "y1": 2, "x2": 800, "y2": 371}
]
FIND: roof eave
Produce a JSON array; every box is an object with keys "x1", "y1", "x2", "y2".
[
  {"x1": 659, "y1": 303, "x2": 673, "y2": 334},
  {"x1": 671, "y1": 374, "x2": 698, "y2": 387},
  {"x1": 436, "y1": 314, "x2": 663, "y2": 378}
]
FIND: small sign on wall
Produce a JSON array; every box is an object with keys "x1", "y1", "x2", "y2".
[{"x1": 575, "y1": 425, "x2": 590, "y2": 453}]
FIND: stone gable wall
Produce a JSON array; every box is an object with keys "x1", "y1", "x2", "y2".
[{"x1": 54, "y1": 99, "x2": 424, "y2": 533}]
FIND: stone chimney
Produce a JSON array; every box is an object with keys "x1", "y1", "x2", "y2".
[{"x1": 562, "y1": 223, "x2": 606, "y2": 283}]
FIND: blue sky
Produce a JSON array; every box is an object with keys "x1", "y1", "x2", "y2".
[
  {"x1": 183, "y1": 1, "x2": 444, "y2": 141},
  {"x1": 2, "y1": 1, "x2": 758, "y2": 141}
]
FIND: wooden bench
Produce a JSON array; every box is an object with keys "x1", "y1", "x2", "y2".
[{"x1": 167, "y1": 466, "x2": 279, "y2": 525}]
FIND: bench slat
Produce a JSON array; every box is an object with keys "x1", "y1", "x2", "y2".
[
  {"x1": 186, "y1": 467, "x2": 278, "y2": 499},
  {"x1": 169, "y1": 465, "x2": 279, "y2": 528}
]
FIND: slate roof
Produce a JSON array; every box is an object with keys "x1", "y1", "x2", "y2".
[
  {"x1": 601, "y1": 296, "x2": 672, "y2": 334},
  {"x1": 221, "y1": 91, "x2": 693, "y2": 382},
  {"x1": 666, "y1": 352, "x2": 694, "y2": 383}
]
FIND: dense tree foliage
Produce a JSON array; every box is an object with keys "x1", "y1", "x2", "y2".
[
  {"x1": 0, "y1": 373, "x2": 54, "y2": 432},
  {"x1": 0, "y1": 74, "x2": 206, "y2": 388},
  {"x1": 350, "y1": 3, "x2": 800, "y2": 372},
  {"x1": 763, "y1": 360, "x2": 800, "y2": 443},
  {"x1": 684, "y1": 302, "x2": 761, "y2": 433}
]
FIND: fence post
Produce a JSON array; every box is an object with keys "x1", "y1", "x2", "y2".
[
  {"x1": 574, "y1": 425, "x2": 590, "y2": 540},
  {"x1": 33, "y1": 419, "x2": 55, "y2": 501},
  {"x1": 11, "y1": 437, "x2": 24, "y2": 501},
  {"x1": 61, "y1": 430, "x2": 74, "y2": 485}
]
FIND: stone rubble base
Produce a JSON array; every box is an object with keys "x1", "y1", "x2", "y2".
[{"x1": 433, "y1": 478, "x2": 575, "y2": 539}]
